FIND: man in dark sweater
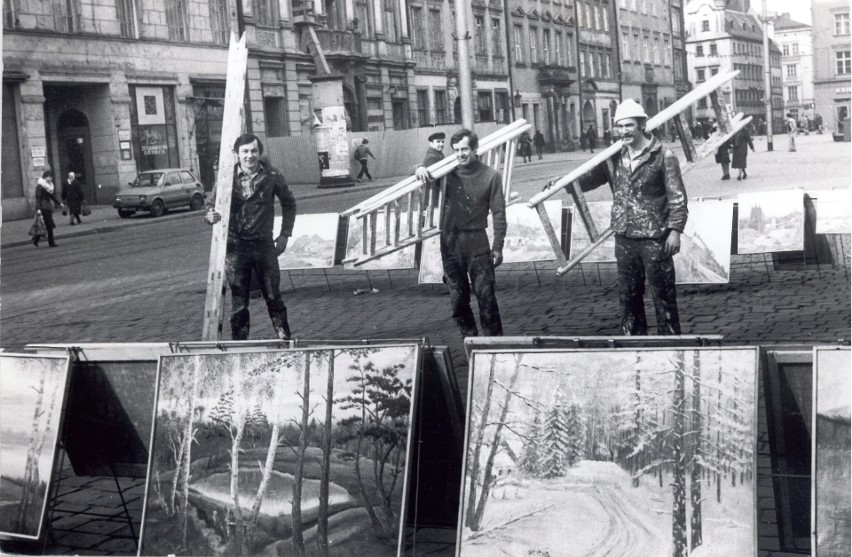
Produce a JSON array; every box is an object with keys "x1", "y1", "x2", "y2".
[
  {"x1": 205, "y1": 133, "x2": 297, "y2": 340},
  {"x1": 439, "y1": 129, "x2": 507, "y2": 336}
]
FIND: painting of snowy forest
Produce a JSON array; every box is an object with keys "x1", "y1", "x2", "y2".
[
  {"x1": 0, "y1": 354, "x2": 71, "y2": 539},
  {"x1": 813, "y1": 347, "x2": 851, "y2": 557},
  {"x1": 275, "y1": 214, "x2": 339, "y2": 270},
  {"x1": 570, "y1": 201, "x2": 616, "y2": 262},
  {"x1": 344, "y1": 212, "x2": 416, "y2": 270},
  {"x1": 674, "y1": 200, "x2": 733, "y2": 284},
  {"x1": 737, "y1": 190, "x2": 804, "y2": 254},
  {"x1": 139, "y1": 345, "x2": 420, "y2": 557},
  {"x1": 458, "y1": 348, "x2": 758, "y2": 557}
]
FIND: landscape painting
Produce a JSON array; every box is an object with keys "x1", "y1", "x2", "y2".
[
  {"x1": 487, "y1": 200, "x2": 562, "y2": 263},
  {"x1": 139, "y1": 345, "x2": 420, "y2": 557},
  {"x1": 418, "y1": 235, "x2": 444, "y2": 284},
  {"x1": 570, "y1": 201, "x2": 616, "y2": 263},
  {"x1": 344, "y1": 212, "x2": 416, "y2": 271},
  {"x1": 675, "y1": 200, "x2": 733, "y2": 284},
  {"x1": 814, "y1": 190, "x2": 851, "y2": 235},
  {"x1": 813, "y1": 347, "x2": 851, "y2": 557},
  {"x1": 0, "y1": 354, "x2": 71, "y2": 539},
  {"x1": 275, "y1": 214, "x2": 339, "y2": 270},
  {"x1": 458, "y1": 348, "x2": 758, "y2": 557},
  {"x1": 737, "y1": 190, "x2": 804, "y2": 254}
]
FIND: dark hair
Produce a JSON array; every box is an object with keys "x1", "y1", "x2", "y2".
[
  {"x1": 42, "y1": 170, "x2": 54, "y2": 179},
  {"x1": 450, "y1": 129, "x2": 479, "y2": 151},
  {"x1": 233, "y1": 133, "x2": 264, "y2": 155},
  {"x1": 362, "y1": 138, "x2": 369, "y2": 144}
]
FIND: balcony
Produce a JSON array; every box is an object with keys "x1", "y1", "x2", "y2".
[
  {"x1": 312, "y1": 28, "x2": 363, "y2": 57},
  {"x1": 538, "y1": 64, "x2": 576, "y2": 86},
  {"x1": 413, "y1": 49, "x2": 447, "y2": 70}
]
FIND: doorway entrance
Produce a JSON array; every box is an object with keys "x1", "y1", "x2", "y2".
[{"x1": 57, "y1": 110, "x2": 97, "y2": 203}]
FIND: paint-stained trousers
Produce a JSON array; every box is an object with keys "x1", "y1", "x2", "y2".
[
  {"x1": 615, "y1": 234, "x2": 681, "y2": 336},
  {"x1": 226, "y1": 238, "x2": 291, "y2": 340},
  {"x1": 440, "y1": 230, "x2": 503, "y2": 337}
]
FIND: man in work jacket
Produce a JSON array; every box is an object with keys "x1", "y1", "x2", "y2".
[
  {"x1": 574, "y1": 98, "x2": 688, "y2": 335},
  {"x1": 206, "y1": 133, "x2": 297, "y2": 340}
]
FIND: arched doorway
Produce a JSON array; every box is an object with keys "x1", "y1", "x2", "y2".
[
  {"x1": 582, "y1": 100, "x2": 595, "y2": 131},
  {"x1": 644, "y1": 96, "x2": 657, "y2": 118},
  {"x1": 57, "y1": 109, "x2": 97, "y2": 203}
]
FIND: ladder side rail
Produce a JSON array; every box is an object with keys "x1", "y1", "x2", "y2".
[{"x1": 674, "y1": 113, "x2": 698, "y2": 163}]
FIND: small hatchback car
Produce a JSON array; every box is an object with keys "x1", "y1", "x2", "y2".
[{"x1": 113, "y1": 168, "x2": 206, "y2": 218}]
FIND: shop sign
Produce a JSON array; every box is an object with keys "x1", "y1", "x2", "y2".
[{"x1": 139, "y1": 125, "x2": 168, "y2": 156}]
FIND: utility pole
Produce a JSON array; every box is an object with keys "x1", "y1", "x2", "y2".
[
  {"x1": 762, "y1": 0, "x2": 774, "y2": 151},
  {"x1": 455, "y1": 2, "x2": 474, "y2": 129}
]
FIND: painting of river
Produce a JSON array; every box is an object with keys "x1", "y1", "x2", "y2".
[
  {"x1": 0, "y1": 354, "x2": 71, "y2": 540},
  {"x1": 139, "y1": 345, "x2": 420, "y2": 556}
]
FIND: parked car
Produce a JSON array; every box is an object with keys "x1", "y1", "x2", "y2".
[{"x1": 113, "y1": 168, "x2": 206, "y2": 218}]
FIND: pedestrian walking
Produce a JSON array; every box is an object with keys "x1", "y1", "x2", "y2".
[
  {"x1": 731, "y1": 126, "x2": 755, "y2": 181},
  {"x1": 205, "y1": 133, "x2": 297, "y2": 341},
  {"x1": 573, "y1": 98, "x2": 688, "y2": 335},
  {"x1": 353, "y1": 138, "x2": 376, "y2": 182},
  {"x1": 519, "y1": 131, "x2": 533, "y2": 163},
  {"x1": 585, "y1": 125, "x2": 596, "y2": 153},
  {"x1": 786, "y1": 113, "x2": 798, "y2": 152},
  {"x1": 715, "y1": 139, "x2": 731, "y2": 180},
  {"x1": 32, "y1": 170, "x2": 64, "y2": 248},
  {"x1": 62, "y1": 171, "x2": 85, "y2": 225},
  {"x1": 439, "y1": 129, "x2": 506, "y2": 337},
  {"x1": 533, "y1": 129, "x2": 546, "y2": 160},
  {"x1": 603, "y1": 128, "x2": 612, "y2": 145}
]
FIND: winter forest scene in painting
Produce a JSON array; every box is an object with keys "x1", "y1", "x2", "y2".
[
  {"x1": 737, "y1": 190, "x2": 804, "y2": 254},
  {"x1": 814, "y1": 347, "x2": 851, "y2": 557},
  {"x1": 458, "y1": 348, "x2": 757, "y2": 557},
  {"x1": 140, "y1": 345, "x2": 419, "y2": 556},
  {"x1": 0, "y1": 354, "x2": 70, "y2": 539}
]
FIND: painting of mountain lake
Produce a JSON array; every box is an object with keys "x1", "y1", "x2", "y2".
[
  {"x1": 813, "y1": 347, "x2": 851, "y2": 557},
  {"x1": 0, "y1": 354, "x2": 71, "y2": 540},
  {"x1": 675, "y1": 200, "x2": 733, "y2": 284},
  {"x1": 275, "y1": 214, "x2": 338, "y2": 270},
  {"x1": 418, "y1": 235, "x2": 444, "y2": 284},
  {"x1": 458, "y1": 348, "x2": 758, "y2": 557},
  {"x1": 570, "y1": 201, "x2": 616, "y2": 263},
  {"x1": 737, "y1": 190, "x2": 804, "y2": 254},
  {"x1": 344, "y1": 212, "x2": 416, "y2": 271},
  {"x1": 814, "y1": 190, "x2": 851, "y2": 235},
  {"x1": 486, "y1": 200, "x2": 562, "y2": 263},
  {"x1": 139, "y1": 345, "x2": 420, "y2": 557}
]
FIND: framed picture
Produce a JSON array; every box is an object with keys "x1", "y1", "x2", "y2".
[
  {"x1": 675, "y1": 199, "x2": 734, "y2": 284},
  {"x1": 344, "y1": 213, "x2": 416, "y2": 271},
  {"x1": 274, "y1": 214, "x2": 339, "y2": 270},
  {"x1": 737, "y1": 190, "x2": 804, "y2": 254},
  {"x1": 570, "y1": 201, "x2": 616, "y2": 263}
]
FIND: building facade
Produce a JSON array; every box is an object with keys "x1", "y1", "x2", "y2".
[
  {"x1": 575, "y1": 0, "x2": 619, "y2": 141},
  {"x1": 812, "y1": 0, "x2": 851, "y2": 137},
  {"x1": 772, "y1": 14, "x2": 814, "y2": 127},
  {"x1": 685, "y1": 0, "x2": 782, "y2": 131}
]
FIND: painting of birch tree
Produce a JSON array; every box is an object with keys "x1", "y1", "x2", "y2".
[
  {"x1": 0, "y1": 354, "x2": 71, "y2": 540},
  {"x1": 813, "y1": 347, "x2": 851, "y2": 557},
  {"x1": 139, "y1": 345, "x2": 419, "y2": 557},
  {"x1": 457, "y1": 348, "x2": 758, "y2": 557}
]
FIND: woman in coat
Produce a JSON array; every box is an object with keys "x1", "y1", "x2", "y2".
[
  {"x1": 731, "y1": 126, "x2": 755, "y2": 180},
  {"x1": 33, "y1": 170, "x2": 64, "y2": 247},
  {"x1": 715, "y1": 138, "x2": 731, "y2": 180}
]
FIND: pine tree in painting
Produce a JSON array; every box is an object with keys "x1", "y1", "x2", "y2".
[
  {"x1": 541, "y1": 388, "x2": 570, "y2": 478},
  {"x1": 518, "y1": 412, "x2": 544, "y2": 477},
  {"x1": 564, "y1": 401, "x2": 587, "y2": 467}
]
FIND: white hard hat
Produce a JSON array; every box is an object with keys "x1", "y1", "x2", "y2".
[{"x1": 613, "y1": 98, "x2": 648, "y2": 123}]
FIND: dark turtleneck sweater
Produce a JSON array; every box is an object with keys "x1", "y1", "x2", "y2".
[{"x1": 442, "y1": 158, "x2": 507, "y2": 253}]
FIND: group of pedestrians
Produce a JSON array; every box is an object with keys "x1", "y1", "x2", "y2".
[
  {"x1": 715, "y1": 126, "x2": 755, "y2": 181},
  {"x1": 30, "y1": 170, "x2": 86, "y2": 248}
]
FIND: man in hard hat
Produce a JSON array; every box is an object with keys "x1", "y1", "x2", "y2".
[{"x1": 574, "y1": 98, "x2": 688, "y2": 335}]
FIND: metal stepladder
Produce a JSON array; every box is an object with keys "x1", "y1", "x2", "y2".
[
  {"x1": 341, "y1": 119, "x2": 533, "y2": 268},
  {"x1": 527, "y1": 69, "x2": 753, "y2": 275}
]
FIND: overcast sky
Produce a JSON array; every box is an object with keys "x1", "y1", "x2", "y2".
[{"x1": 765, "y1": 0, "x2": 812, "y2": 25}]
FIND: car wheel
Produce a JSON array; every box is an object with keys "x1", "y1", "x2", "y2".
[
  {"x1": 149, "y1": 199, "x2": 166, "y2": 218},
  {"x1": 117, "y1": 209, "x2": 134, "y2": 219},
  {"x1": 190, "y1": 194, "x2": 204, "y2": 211}
]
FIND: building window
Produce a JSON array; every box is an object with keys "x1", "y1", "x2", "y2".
[
  {"x1": 264, "y1": 97, "x2": 288, "y2": 137},
  {"x1": 429, "y1": 8, "x2": 443, "y2": 51},
  {"x1": 664, "y1": 39, "x2": 670, "y2": 66},
  {"x1": 555, "y1": 31, "x2": 563, "y2": 65},
  {"x1": 580, "y1": 50, "x2": 587, "y2": 76},
  {"x1": 356, "y1": 0, "x2": 371, "y2": 38},
  {"x1": 384, "y1": 0, "x2": 398, "y2": 43},
  {"x1": 701, "y1": 19, "x2": 709, "y2": 32},
  {"x1": 166, "y1": 0, "x2": 189, "y2": 41},
  {"x1": 603, "y1": 52, "x2": 611, "y2": 78},
  {"x1": 474, "y1": 16, "x2": 486, "y2": 54},
  {"x1": 835, "y1": 12, "x2": 850, "y2": 35},
  {"x1": 543, "y1": 29, "x2": 551, "y2": 65},
  {"x1": 695, "y1": 44, "x2": 704, "y2": 57},
  {"x1": 529, "y1": 25, "x2": 538, "y2": 64},
  {"x1": 130, "y1": 86, "x2": 180, "y2": 170},
  {"x1": 710, "y1": 67, "x2": 718, "y2": 76},
  {"x1": 434, "y1": 90, "x2": 448, "y2": 123},
  {"x1": 492, "y1": 19, "x2": 502, "y2": 57},
  {"x1": 514, "y1": 24, "x2": 524, "y2": 63},
  {"x1": 654, "y1": 38, "x2": 660, "y2": 64},
  {"x1": 410, "y1": 7, "x2": 426, "y2": 49},
  {"x1": 52, "y1": 0, "x2": 79, "y2": 32},
  {"x1": 209, "y1": 0, "x2": 229, "y2": 45},
  {"x1": 566, "y1": 33, "x2": 573, "y2": 66},
  {"x1": 787, "y1": 86, "x2": 798, "y2": 101},
  {"x1": 671, "y1": 7, "x2": 681, "y2": 35},
  {"x1": 602, "y1": 5, "x2": 609, "y2": 31},
  {"x1": 643, "y1": 36, "x2": 650, "y2": 61},
  {"x1": 673, "y1": 49, "x2": 684, "y2": 80},
  {"x1": 417, "y1": 89, "x2": 429, "y2": 126},
  {"x1": 495, "y1": 91, "x2": 510, "y2": 123},
  {"x1": 4, "y1": 0, "x2": 16, "y2": 29},
  {"x1": 477, "y1": 91, "x2": 494, "y2": 122},
  {"x1": 254, "y1": 0, "x2": 276, "y2": 26},
  {"x1": 786, "y1": 64, "x2": 797, "y2": 77},
  {"x1": 782, "y1": 43, "x2": 789, "y2": 56},
  {"x1": 837, "y1": 50, "x2": 851, "y2": 75},
  {"x1": 709, "y1": 43, "x2": 717, "y2": 56},
  {"x1": 593, "y1": 4, "x2": 600, "y2": 30},
  {"x1": 117, "y1": 0, "x2": 138, "y2": 38},
  {"x1": 696, "y1": 68, "x2": 705, "y2": 82},
  {"x1": 623, "y1": 33, "x2": 631, "y2": 61},
  {"x1": 792, "y1": 43, "x2": 799, "y2": 55}
]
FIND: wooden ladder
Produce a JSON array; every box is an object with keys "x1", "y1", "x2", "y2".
[
  {"x1": 341, "y1": 119, "x2": 532, "y2": 267},
  {"x1": 527, "y1": 69, "x2": 753, "y2": 275}
]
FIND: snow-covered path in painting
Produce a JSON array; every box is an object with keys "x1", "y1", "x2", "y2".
[{"x1": 461, "y1": 462, "x2": 670, "y2": 557}]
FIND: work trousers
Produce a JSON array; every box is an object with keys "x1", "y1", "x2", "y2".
[
  {"x1": 615, "y1": 234, "x2": 681, "y2": 336},
  {"x1": 440, "y1": 230, "x2": 503, "y2": 337},
  {"x1": 225, "y1": 238, "x2": 290, "y2": 341},
  {"x1": 357, "y1": 159, "x2": 372, "y2": 180}
]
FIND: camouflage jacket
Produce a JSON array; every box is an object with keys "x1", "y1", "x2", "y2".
[{"x1": 577, "y1": 135, "x2": 688, "y2": 239}]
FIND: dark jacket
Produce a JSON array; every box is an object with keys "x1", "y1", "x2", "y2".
[
  {"x1": 423, "y1": 146, "x2": 445, "y2": 168},
  {"x1": 209, "y1": 162, "x2": 297, "y2": 242},
  {"x1": 62, "y1": 179, "x2": 85, "y2": 210},
  {"x1": 442, "y1": 159, "x2": 507, "y2": 252},
  {"x1": 35, "y1": 183, "x2": 62, "y2": 212},
  {"x1": 533, "y1": 132, "x2": 546, "y2": 148},
  {"x1": 354, "y1": 144, "x2": 374, "y2": 161},
  {"x1": 576, "y1": 135, "x2": 688, "y2": 239}
]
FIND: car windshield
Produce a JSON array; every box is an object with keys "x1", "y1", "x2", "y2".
[{"x1": 131, "y1": 172, "x2": 163, "y2": 188}]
